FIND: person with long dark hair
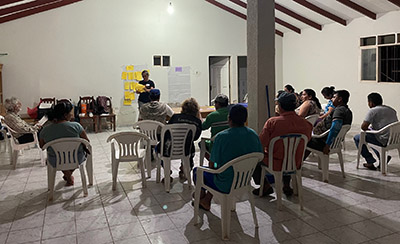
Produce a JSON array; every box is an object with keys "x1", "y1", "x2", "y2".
[
  {"x1": 39, "y1": 102, "x2": 89, "y2": 186},
  {"x1": 296, "y1": 88, "x2": 321, "y2": 118},
  {"x1": 320, "y1": 86, "x2": 336, "y2": 120}
]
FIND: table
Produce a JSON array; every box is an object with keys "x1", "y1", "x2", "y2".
[{"x1": 172, "y1": 106, "x2": 216, "y2": 119}]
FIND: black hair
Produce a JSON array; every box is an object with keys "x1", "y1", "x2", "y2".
[
  {"x1": 321, "y1": 86, "x2": 335, "y2": 97},
  {"x1": 367, "y1": 92, "x2": 383, "y2": 106},
  {"x1": 142, "y1": 70, "x2": 149, "y2": 76},
  {"x1": 303, "y1": 89, "x2": 322, "y2": 109},
  {"x1": 284, "y1": 84, "x2": 295, "y2": 93},
  {"x1": 334, "y1": 90, "x2": 350, "y2": 105},
  {"x1": 47, "y1": 102, "x2": 73, "y2": 121},
  {"x1": 229, "y1": 104, "x2": 247, "y2": 126}
]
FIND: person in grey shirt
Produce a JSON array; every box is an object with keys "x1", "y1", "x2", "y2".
[{"x1": 354, "y1": 92, "x2": 398, "y2": 170}]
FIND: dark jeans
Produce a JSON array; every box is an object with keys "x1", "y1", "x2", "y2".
[
  {"x1": 252, "y1": 161, "x2": 291, "y2": 186},
  {"x1": 303, "y1": 136, "x2": 328, "y2": 160},
  {"x1": 354, "y1": 133, "x2": 384, "y2": 164},
  {"x1": 17, "y1": 133, "x2": 35, "y2": 144},
  {"x1": 193, "y1": 167, "x2": 227, "y2": 193}
]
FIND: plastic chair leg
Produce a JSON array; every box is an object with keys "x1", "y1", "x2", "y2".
[
  {"x1": 248, "y1": 191, "x2": 259, "y2": 228},
  {"x1": 112, "y1": 161, "x2": 120, "y2": 190},
  {"x1": 12, "y1": 150, "x2": 18, "y2": 169},
  {"x1": 291, "y1": 174, "x2": 298, "y2": 196},
  {"x1": 380, "y1": 150, "x2": 387, "y2": 175},
  {"x1": 164, "y1": 159, "x2": 171, "y2": 193},
  {"x1": 146, "y1": 146, "x2": 151, "y2": 178},
  {"x1": 86, "y1": 156, "x2": 93, "y2": 186},
  {"x1": 48, "y1": 166, "x2": 56, "y2": 201},
  {"x1": 156, "y1": 156, "x2": 161, "y2": 183},
  {"x1": 296, "y1": 171, "x2": 304, "y2": 210},
  {"x1": 79, "y1": 165, "x2": 88, "y2": 197},
  {"x1": 338, "y1": 152, "x2": 345, "y2": 178},
  {"x1": 139, "y1": 159, "x2": 147, "y2": 188},
  {"x1": 193, "y1": 184, "x2": 202, "y2": 225},
  {"x1": 259, "y1": 166, "x2": 266, "y2": 197},
  {"x1": 183, "y1": 158, "x2": 192, "y2": 189},
  {"x1": 221, "y1": 196, "x2": 231, "y2": 240},
  {"x1": 274, "y1": 172, "x2": 283, "y2": 210},
  {"x1": 321, "y1": 155, "x2": 329, "y2": 183}
]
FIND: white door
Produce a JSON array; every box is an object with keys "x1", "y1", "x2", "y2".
[{"x1": 209, "y1": 57, "x2": 230, "y2": 104}]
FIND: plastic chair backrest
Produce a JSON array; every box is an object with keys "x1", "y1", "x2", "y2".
[
  {"x1": 42, "y1": 138, "x2": 91, "y2": 171},
  {"x1": 330, "y1": 125, "x2": 351, "y2": 150},
  {"x1": 56, "y1": 99, "x2": 72, "y2": 105},
  {"x1": 107, "y1": 132, "x2": 150, "y2": 161},
  {"x1": 228, "y1": 152, "x2": 264, "y2": 194},
  {"x1": 387, "y1": 121, "x2": 400, "y2": 146},
  {"x1": 160, "y1": 124, "x2": 196, "y2": 159},
  {"x1": 268, "y1": 134, "x2": 309, "y2": 172},
  {"x1": 305, "y1": 114, "x2": 319, "y2": 126},
  {"x1": 40, "y1": 97, "x2": 56, "y2": 105},
  {"x1": 133, "y1": 120, "x2": 164, "y2": 146}
]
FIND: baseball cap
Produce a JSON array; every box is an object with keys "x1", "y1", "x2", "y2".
[
  {"x1": 212, "y1": 94, "x2": 229, "y2": 106},
  {"x1": 276, "y1": 92, "x2": 296, "y2": 111},
  {"x1": 149, "y1": 89, "x2": 160, "y2": 97}
]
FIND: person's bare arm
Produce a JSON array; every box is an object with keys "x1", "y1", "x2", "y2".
[
  {"x1": 319, "y1": 106, "x2": 334, "y2": 119},
  {"x1": 361, "y1": 121, "x2": 370, "y2": 131},
  {"x1": 80, "y1": 130, "x2": 90, "y2": 142},
  {"x1": 297, "y1": 101, "x2": 310, "y2": 118}
]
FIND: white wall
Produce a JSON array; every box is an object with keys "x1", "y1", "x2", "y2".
[
  {"x1": 0, "y1": 0, "x2": 283, "y2": 125},
  {"x1": 283, "y1": 11, "x2": 400, "y2": 125}
]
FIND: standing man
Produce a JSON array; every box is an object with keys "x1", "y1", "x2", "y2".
[
  {"x1": 252, "y1": 92, "x2": 312, "y2": 196},
  {"x1": 137, "y1": 70, "x2": 155, "y2": 109},
  {"x1": 354, "y1": 92, "x2": 398, "y2": 170}
]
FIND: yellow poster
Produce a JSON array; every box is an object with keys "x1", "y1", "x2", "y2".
[
  {"x1": 128, "y1": 72, "x2": 134, "y2": 80},
  {"x1": 126, "y1": 65, "x2": 134, "y2": 71},
  {"x1": 134, "y1": 71, "x2": 142, "y2": 81},
  {"x1": 130, "y1": 92, "x2": 135, "y2": 100},
  {"x1": 130, "y1": 82, "x2": 135, "y2": 90},
  {"x1": 121, "y1": 72, "x2": 127, "y2": 80},
  {"x1": 124, "y1": 82, "x2": 129, "y2": 90},
  {"x1": 123, "y1": 99, "x2": 131, "y2": 105},
  {"x1": 124, "y1": 91, "x2": 131, "y2": 99}
]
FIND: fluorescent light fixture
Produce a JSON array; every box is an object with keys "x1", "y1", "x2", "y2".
[{"x1": 167, "y1": 1, "x2": 174, "y2": 14}]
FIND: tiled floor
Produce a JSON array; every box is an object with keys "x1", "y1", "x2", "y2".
[{"x1": 0, "y1": 126, "x2": 400, "y2": 244}]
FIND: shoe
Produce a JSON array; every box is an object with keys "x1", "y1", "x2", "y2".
[
  {"x1": 283, "y1": 186, "x2": 293, "y2": 196},
  {"x1": 363, "y1": 163, "x2": 377, "y2": 170},
  {"x1": 178, "y1": 170, "x2": 187, "y2": 181},
  {"x1": 252, "y1": 187, "x2": 274, "y2": 197},
  {"x1": 65, "y1": 176, "x2": 74, "y2": 186},
  {"x1": 191, "y1": 200, "x2": 210, "y2": 211}
]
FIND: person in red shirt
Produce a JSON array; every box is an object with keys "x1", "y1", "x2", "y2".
[{"x1": 252, "y1": 92, "x2": 313, "y2": 196}]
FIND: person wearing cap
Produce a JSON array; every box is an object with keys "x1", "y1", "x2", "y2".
[
  {"x1": 252, "y1": 92, "x2": 312, "y2": 197},
  {"x1": 193, "y1": 104, "x2": 263, "y2": 211},
  {"x1": 139, "y1": 88, "x2": 174, "y2": 124},
  {"x1": 201, "y1": 94, "x2": 230, "y2": 161},
  {"x1": 137, "y1": 70, "x2": 155, "y2": 109}
]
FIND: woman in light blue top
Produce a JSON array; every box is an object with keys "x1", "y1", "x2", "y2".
[{"x1": 39, "y1": 102, "x2": 89, "y2": 186}]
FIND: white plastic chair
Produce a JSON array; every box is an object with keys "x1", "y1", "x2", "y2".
[
  {"x1": 107, "y1": 132, "x2": 150, "y2": 190},
  {"x1": 42, "y1": 138, "x2": 91, "y2": 201},
  {"x1": 305, "y1": 114, "x2": 319, "y2": 126},
  {"x1": 0, "y1": 117, "x2": 45, "y2": 169},
  {"x1": 133, "y1": 120, "x2": 165, "y2": 178},
  {"x1": 306, "y1": 125, "x2": 351, "y2": 182},
  {"x1": 193, "y1": 152, "x2": 264, "y2": 240},
  {"x1": 199, "y1": 120, "x2": 229, "y2": 166},
  {"x1": 259, "y1": 134, "x2": 308, "y2": 210},
  {"x1": 0, "y1": 116, "x2": 10, "y2": 153},
  {"x1": 356, "y1": 121, "x2": 400, "y2": 175},
  {"x1": 157, "y1": 124, "x2": 196, "y2": 192}
]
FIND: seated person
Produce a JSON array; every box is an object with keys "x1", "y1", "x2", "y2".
[
  {"x1": 354, "y1": 92, "x2": 398, "y2": 170},
  {"x1": 193, "y1": 104, "x2": 263, "y2": 210},
  {"x1": 39, "y1": 102, "x2": 90, "y2": 186},
  {"x1": 252, "y1": 92, "x2": 312, "y2": 196},
  {"x1": 319, "y1": 86, "x2": 335, "y2": 120},
  {"x1": 139, "y1": 89, "x2": 174, "y2": 124},
  {"x1": 4, "y1": 97, "x2": 41, "y2": 143},
  {"x1": 295, "y1": 89, "x2": 321, "y2": 118},
  {"x1": 200, "y1": 94, "x2": 230, "y2": 160},
  {"x1": 305, "y1": 90, "x2": 352, "y2": 159},
  {"x1": 159, "y1": 98, "x2": 202, "y2": 181}
]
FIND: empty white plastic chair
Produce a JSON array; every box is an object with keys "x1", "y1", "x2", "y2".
[
  {"x1": 199, "y1": 120, "x2": 229, "y2": 166},
  {"x1": 42, "y1": 138, "x2": 91, "y2": 201},
  {"x1": 306, "y1": 125, "x2": 351, "y2": 182},
  {"x1": 193, "y1": 152, "x2": 264, "y2": 240},
  {"x1": 107, "y1": 132, "x2": 150, "y2": 190},
  {"x1": 259, "y1": 134, "x2": 308, "y2": 210},
  {"x1": 133, "y1": 120, "x2": 164, "y2": 178},
  {"x1": 356, "y1": 121, "x2": 400, "y2": 175},
  {"x1": 0, "y1": 116, "x2": 10, "y2": 153},
  {"x1": 157, "y1": 124, "x2": 196, "y2": 192},
  {"x1": 0, "y1": 117, "x2": 44, "y2": 169}
]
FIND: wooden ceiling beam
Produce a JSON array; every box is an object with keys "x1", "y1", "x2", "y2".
[
  {"x1": 337, "y1": 0, "x2": 376, "y2": 20},
  {"x1": 387, "y1": 0, "x2": 400, "y2": 8},
  {"x1": 293, "y1": 0, "x2": 347, "y2": 26},
  {"x1": 275, "y1": 17, "x2": 301, "y2": 34},
  {"x1": 275, "y1": 3, "x2": 322, "y2": 30},
  {"x1": 205, "y1": 0, "x2": 284, "y2": 37},
  {"x1": 0, "y1": 0, "x2": 58, "y2": 17},
  {"x1": 0, "y1": 0, "x2": 81, "y2": 24},
  {"x1": 228, "y1": 0, "x2": 246, "y2": 9},
  {"x1": 0, "y1": 0, "x2": 23, "y2": 7}
]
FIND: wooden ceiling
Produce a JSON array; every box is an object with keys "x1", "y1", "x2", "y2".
[
  {"x1": 0, "y1": 0, "x2": 399, "y2": 37},
  {"x1": 207, "y1": 0, "x2": 400, "y2": 37}
]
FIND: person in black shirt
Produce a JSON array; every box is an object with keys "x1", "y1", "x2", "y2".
[{"x1": 138, "y1": 70, "x2": 155, "y2": 109}]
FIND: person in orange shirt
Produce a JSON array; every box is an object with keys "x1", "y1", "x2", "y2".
[{"x1": 252, "y1": 92, "x2": 313, "y2": 196}]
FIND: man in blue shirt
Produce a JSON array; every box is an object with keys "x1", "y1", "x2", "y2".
[{"x1": 193, "y1": 104, "x2": 263, "y2": 211}]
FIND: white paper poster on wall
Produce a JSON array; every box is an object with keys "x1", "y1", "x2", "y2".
[{"x1": 168, "y1": 66, "x2": 191, "y2": 103}]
